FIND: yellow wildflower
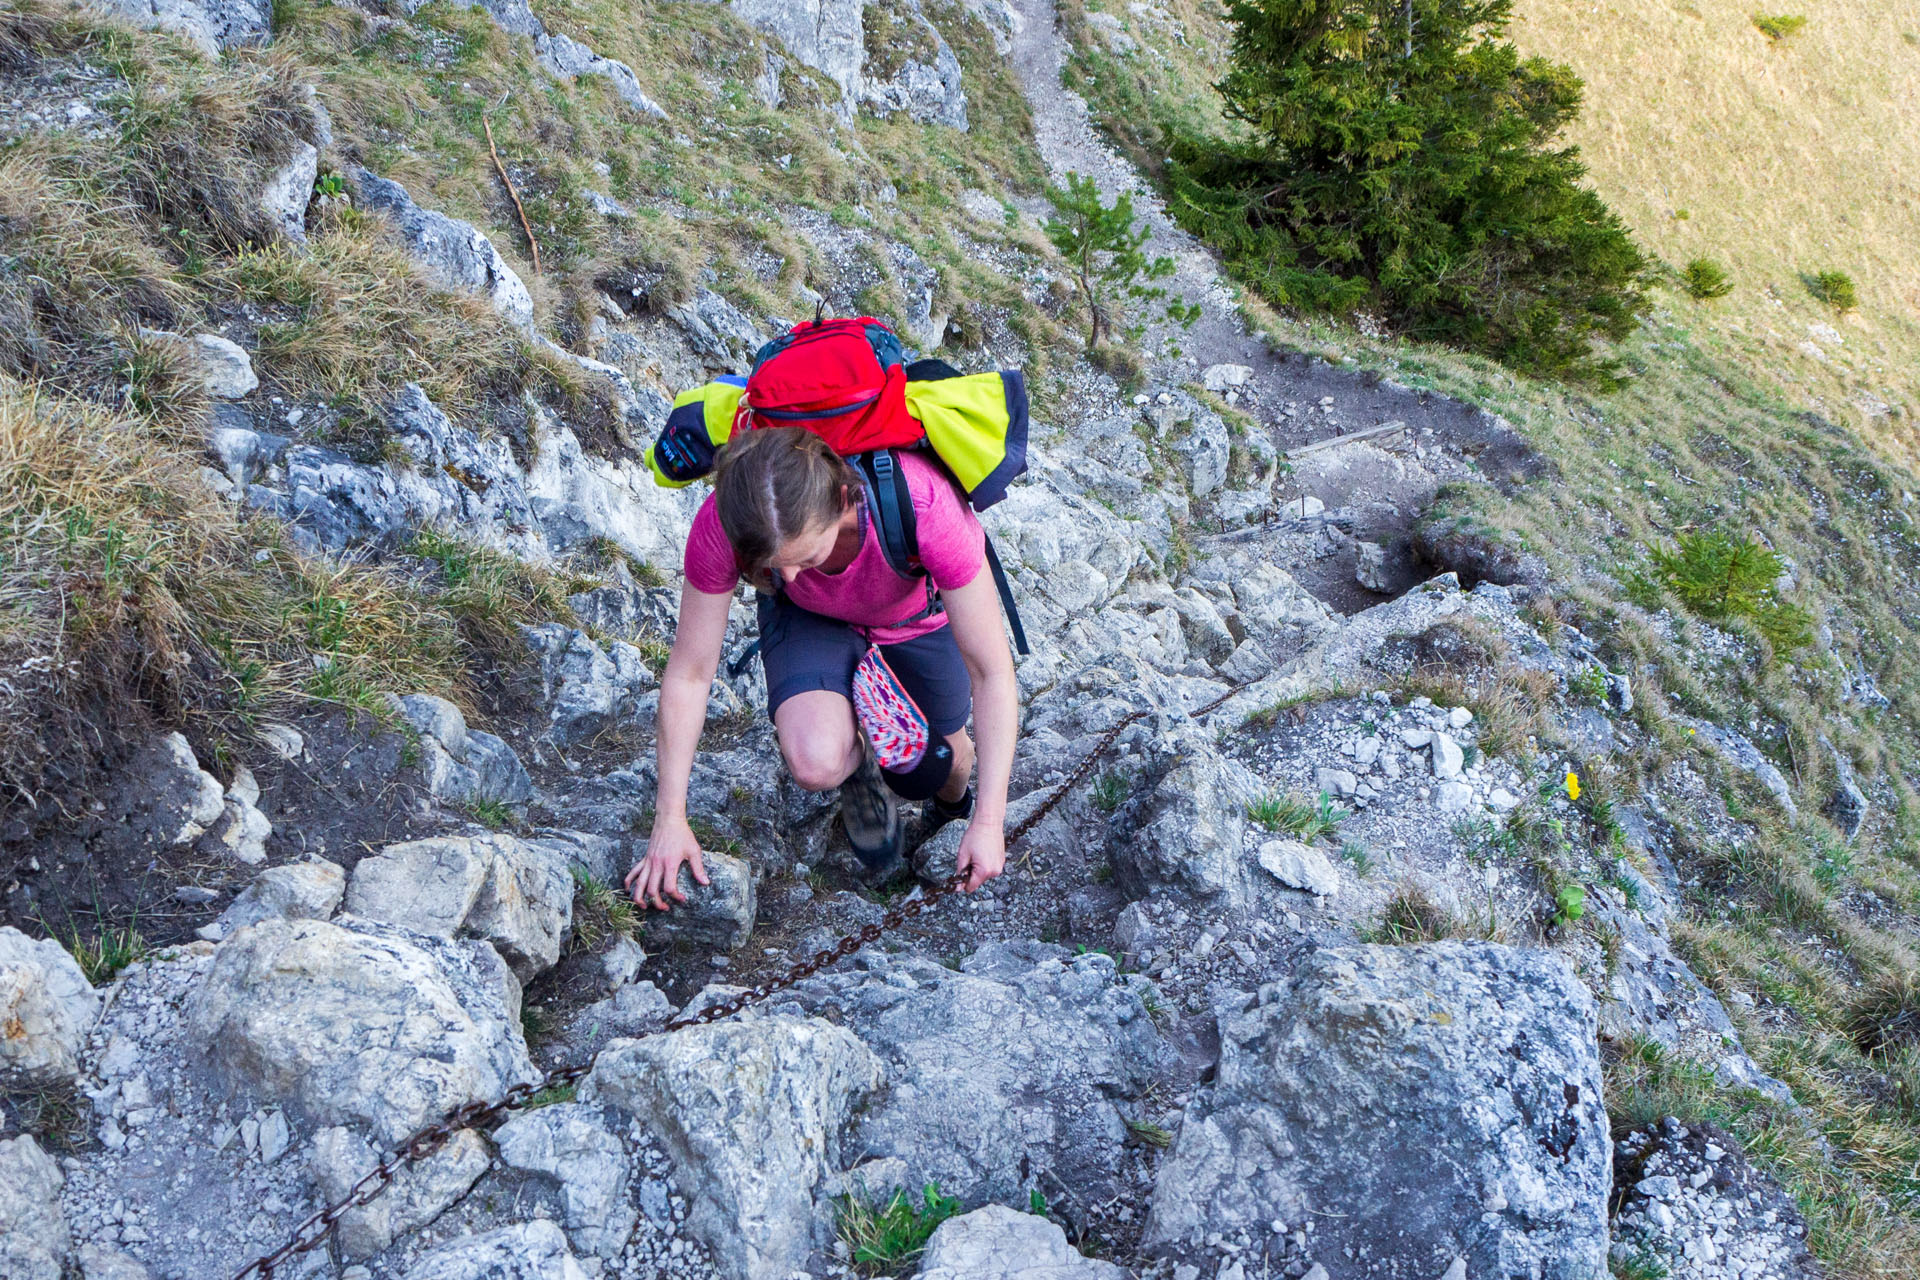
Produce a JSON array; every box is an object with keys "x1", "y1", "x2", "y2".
[{"x1": 1565, "y1": 771, "x2": 1581, "y2": 802}]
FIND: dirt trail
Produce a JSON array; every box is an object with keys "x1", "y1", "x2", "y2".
[{"x1": 1006, "y1": 0, "x2": 1546, "y2": 608}]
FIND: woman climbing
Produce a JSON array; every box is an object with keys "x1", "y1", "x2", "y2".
[{"x1": 625, "y1": 425, "x2": 1020, "y2": 909}]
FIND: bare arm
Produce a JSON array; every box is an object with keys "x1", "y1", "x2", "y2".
[
  {"x1": 627, "y1": 582, "x2": 733, "y2": 909},
  {"x1": 941, "y1": 572, "x2": 1018, "y2": 890}
]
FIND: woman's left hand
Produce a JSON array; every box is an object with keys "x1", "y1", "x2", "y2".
[{"x1": 954, "y1": 821, "x2": 1006, "y2": 892}]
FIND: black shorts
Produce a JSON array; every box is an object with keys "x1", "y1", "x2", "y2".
[{"x1": 754, "y1": 593, "x2": 973, "y2": 737}]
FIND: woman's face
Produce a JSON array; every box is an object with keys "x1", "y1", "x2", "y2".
[{"x1": 768, "y1": 506, "x2": 855, "y2": 584}]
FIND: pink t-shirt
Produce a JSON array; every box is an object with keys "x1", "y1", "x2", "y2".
[{"x1": 683, "y1": 450, "x2": 986, "y2": 644}]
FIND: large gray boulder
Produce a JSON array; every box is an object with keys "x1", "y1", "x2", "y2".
[
  {"x1": 1110, "y1": 735, "x2": 1262, "y2": 910},
  {"x1": 913, "y1": 1204, "x2": 1126, "y2": 1280},
  {"x1": 310, "y1": 1125, "x2": 490, "y2": 1260},
  {"x1": 344, "y1": 833, "x2": 574, "y2": 979},
  {"x1": 536, "y1": 33, "x2": 667, "y2": 118},
  {"x1": 81, "y1": 0, "x2": 270, "y2": 55},
  {"x1": 198, "y1": 858, "x2": 344, "y2": 942},
  {"x1": 0, "y1": 926, "x2": 99, "y2": 1089},
  {"x1": 351, "y1": 169, "x2": 534, "y2": 327},
  {"x1": 1145, "y1": 943, "x2": 1611, "y2": 1277},
  {"x1": 260, "y1": 385, "x2": 542, "y2": 559},
  {"x1": 584, "y1": 1015, "x2": 883, "y2": 1280},
  {"x1": 494, "y1": 1103, "x2": 635, "y2": 1258},
  {"x1": 860, "y1": 0, "x2": 967, "y2": 129},
  {"x1": 401, "y1": 1220, "x2": 589, "y2": 1280},
  {"x1": 187, "y1": 917, "x2": 537, "y2": 1145},
  {"x1": 389, "y1": 693, "x2": 535, "y2": 808},
  {"x1": 730, "y1": 0, "x2": 867, "y2": 106},
  {"x1": 787, "y1": 943, "x2": 1163, "y2": 1209},
  {"x1": 0, "y1": 1135, "x2": 68, "y2": 1280}
]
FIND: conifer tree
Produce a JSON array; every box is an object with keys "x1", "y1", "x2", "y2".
[{"x1": 1173, "y1": 0, "x2": 1648, "y2": 381}]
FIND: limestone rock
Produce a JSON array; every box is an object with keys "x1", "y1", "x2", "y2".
[
  {"x1": 346, "y1": 833, "x2": 574, "y2": 979},
  {"x1": 1171, "y1": 407, "x2": 1231, "y2": 499},
  {"x1": 76, "y1": 1244, "x2": 150, "y2": 1279},
  {"x1": 1821, "y1": 735, "x2": 1867, "y2": 839},
  {"x1": 524, "y1": 624, "x2": 656, "y2": 747},
  {"x1": 400, "y1": 1220, "x2": 589, "y2": 1280},
  {"x1": 0, "y1": 1134, "x2": 67, "y2": 1280},
  {"x1": 0, "y1": 926, "x2": 100, "y2": 1089},
  {"x1": 83, "y1": 0, "x2": 270, "y2": 55},
  {"x1": 787, "y1": 943, "x2": 1163, "y2": 1209},
  {"x1": 115, "y1": 732, "x2": 224, "y2": 847},
  {"x1": 730, "y1": 0, "x2": 867, "y2": 108},
  {"x1": 390, "y1": 692, "x2": 535, "y2": 809},
  {"x1": 187, "y1": 917, "x2": 537, "y2": 1145},
  {"x1": 189, "y1": 333, "x2": 258, "y2": 399},
  {"x1": 536, "y1": 33, "x2": 668, "y2": 118},
  {"x1": 634, "y1": 848, "x2": 756, "y2": 951},
  {"x1": 1200, "y1": 363, "x2": 1254, "y2": 392},
  {"x1": 310, "y1": 1125, "x2": 490, "y2": 1260},
  {"x1": 1145, "y1": 943, "x2": 1609, "y2": 1276},
  {"x1": 494, "y1": 1103, "x2": 635, "y2": 1258},
  {"x1": 195, "y1": 764, "x2": 272, "y2": 866},
  {"x1": 584, "y1": 1015, "x2": 882, "y2": 1280},
  {"x1": 1256, "y1": 840, "x2": 1339, "y2": 897},
  {"x1": 352, "y1": 168, "x2": 534, "y2": 327},
  {"x1": 860, "y1": 0, "x2": 967, "y2": 129},
  {"x1": 1355, "y1": 539, "x2": 1391, "y2": 592},
  {"x1": 1110, "y1": 738, "x2": 1261, "y2": 909},
  {"x1": 257, "y1": 141, "x2": 317, "y2": 245},
  {"x1": 199, "y1": 859, "x2": 344, "y2": 942},
  {"x1": 914, "y1": 1204, "x2": 1127, "y2": 1279},
  {"x1": 1690, "y1": 720, "x2": 1797, "y2": 818}
]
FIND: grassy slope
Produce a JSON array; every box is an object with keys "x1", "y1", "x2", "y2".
[
  {"x1": 1508, "y1": 0, "x2": 1920, "y2": 463},
  {"x1": 1064, "y1": 0, "x2": 1920, "y2": 1270}
]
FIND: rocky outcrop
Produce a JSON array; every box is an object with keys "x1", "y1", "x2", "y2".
[
  {"x1": 536, "y1": 32, "x2": 668, "y2": 118},
  {"x1": 82, "y1": 0, "x2": 270, "y2": 56},
  {"x1": 0, "y1": 1135, "x2": 68, "y2": 1280},
  {"x1": 187, "y1": 917, "x2": 537, "y2": 1145},
  {"x1": 1146, "y1": 943, "x2": 1610, "y2": 1277},
  {"x1": 389, "y1": 692, "x2": 535, "y2": 809},
  {"x1": 632, "y1": 848, "x2": 758, "y2": 951},
  {"x1": 584, "y1": 1015, "x2": 883, "y2": 1280},
  {"x1": 345, "y1": 832, "x2": 575, "y2": 979},
  {"x1": 351, "y1": 169, "x2": 534, "y2": 327},
  {"x1": 494, "y1": 1103, "x2": 636, "y2": 1258},
  {"x1": 1110, "y1": 730, "x2": 1263, "y2": 910},
  {"x1": 400, "y1": 1220, "x2": 590, "y2": 1280},
  {"x1": 913, "y1": 1204, "x2": 1126, "y2": 1280},
  {"x1": 197, "y1": 858, "x2": 344, "y2": 942},
  {"x1": 0, "y1": 926, "x2": 99, "y2": 1088},
  {"x1": 523, "y1": 623, "x2": 657, "y2": 747},
  {"x1": 310, "y1": 1125, "x2": 490, "y2": 1260},
  {"x1": 788, "y1": 943, "x2": 1164, "y2": 1209}
]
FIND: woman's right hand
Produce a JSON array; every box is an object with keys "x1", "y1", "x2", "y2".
[{"x1": 626, "y1": 815, "x2": 710, "y2": 911}]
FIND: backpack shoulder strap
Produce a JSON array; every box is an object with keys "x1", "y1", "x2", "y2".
[{"x1": 857, "y1": 450, "x2": 923, "y2": 581}]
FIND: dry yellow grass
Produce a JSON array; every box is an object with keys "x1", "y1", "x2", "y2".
[{"x1": 1509, "y1": 0, "x2": 1920, "y2": 454}]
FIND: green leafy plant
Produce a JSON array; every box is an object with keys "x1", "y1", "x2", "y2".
[
  {"x1": 1027, "y1": 1188, "x2": 1050, "y2": 1218},
  {"x1": 1568, "y1": 664, "x2": 1610, "y2": 704},
  {"x1": 1751, "y1": 13, "x2": 1807, "y2": 40},
  {"x1": 64, "y1": 924, "x2": 147, "y2": 986},
  {"x1": 465, "y1": 797, "x2": 519, "y2": 831},
  {"x1": 1091, "y1": 769, "x2": 1130, "y2": 813},
  {"x1": 1127, "y1": 1118, "x2": 1174, "y2": 1148},
  {"x1": 313, "y1": 171, "x2": 348, "y2": 198},
  {"x1": 1550, "y1": 883, "x2": 1587, "y2": 929},
  {"x1": 1630, "y1": 529, "x2": 1813, "y2": 653},
  {"x1": 1807, "y1": 269, "x2": 1857, "y2": 311},
  {"x1": 836, "y1": 1183, "x2": 962, "y2": 1271},
  {"x1": 1681, "y1": 257, "x2": 1734, "y2": 299},
  {"x1": 570, "y1": 867, "x2": 639, "y2": 952},
  {"x1": 1042, "y1": 171, "x2": 1176, "y2": 350},
  {"x1": 1247, "y1": 789, "x2": 1347, "y2": 841},
  {"x1": 1339, "y1": 838, "x2": 1373, "y2": 876},
  {"x1": 1170, "y1": 0, "x2": 1648, "y2": 381}
]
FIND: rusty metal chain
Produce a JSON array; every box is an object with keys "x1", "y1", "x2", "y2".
[{"x1": 236, "y1": 683, "x2": 1244, "y2": 1278}]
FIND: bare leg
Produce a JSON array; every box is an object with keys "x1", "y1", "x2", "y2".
[
  {"x1": 938, "y1": 728, "x2": 974, "y2": 804},
  {"x1": 774, "y1": 690, "x2": 862, "y2": 791}
]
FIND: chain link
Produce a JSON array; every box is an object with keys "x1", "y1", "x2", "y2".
[{"x1": 236, "y1": 684, "x2": 1243, "y2": 1278}]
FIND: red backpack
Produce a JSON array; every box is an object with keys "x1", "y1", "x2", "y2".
[{"x1": 738, "y1": 315, "x2": 920, "y2": 453}]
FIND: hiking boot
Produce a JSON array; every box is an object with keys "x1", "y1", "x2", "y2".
[
  {"x1": 841, "y1": 735, "x2": 905, "y2": 877},
  {"x1": 904, "y1": 786, "x2": 974, "y2": 852}
]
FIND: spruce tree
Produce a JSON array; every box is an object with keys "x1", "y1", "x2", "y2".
[{"x1": 1173, "y1": 0, "x2": 1648, "y2": 381}]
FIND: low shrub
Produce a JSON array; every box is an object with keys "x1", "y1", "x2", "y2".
[
  {"x1": 1751, "y1": 13, "x2": 1807, "y2": 40},
  {"x1": 1681, "y1": 257, "x2": 1734, "y2": 300},
  {"x1": 1807, "y1": 269, "x2": 1857, "y2": 311}
]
